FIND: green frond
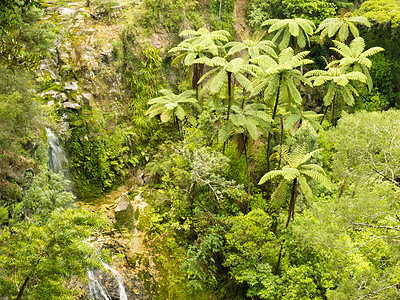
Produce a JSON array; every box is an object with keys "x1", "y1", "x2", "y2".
[
  {"x1": 347, "y1": 21, "x2": 359, "y2": 38},
  {"x1": 251, "y1": 79, "x2": 268, "y2": 97},
  {"x1": 267, "y1": 20, "x2": 287, "y2": 32},
  {"x1": 361, "y1": 46, "x2": 385, "y2": 59},
  {"x1": 180, "y1": 29, "x2": 198, "y2": 36},
  {"x1": 280, "y1": 29, "x2": 291, "y2": 50},
  {"x1": 184, "y1": 52, "x2": 197, "y2": 65},
  {"x1": 323, "y1": 83, "x2": 336, "y2": 105},
  {"x1": 340, "y1": 85, "x2": 355, "y2": 106},
  {"x1": 218, "y1": 121, "x2": 234, "y2": 142},
  {"x1": 175, "y1": 105, "x2": 186, "y2": 121},
  {"x1": 281, "y1": 166, "x2": 300, "y2": 181},
  {"x1": 171, "y1": 52, "x2": 188, "y2": 67},
  {"x1": 298, "y1": 175, "x2": 313, "y2": 200},
  {"x1": 178, "y1": 90, "x2": 196, "y2": 99},
  {"x1": 319, "y1": 28, "x2": 329, "y2": 44},
  {"x1": 160, "y1": 109, "x2": 173, "y2": 123},
  {"x1": 243, "y1": 119, "x2": 259, "y2": 140},
  {"x1": 301, "y1": 169, "x2": 333, "y2": 190},
  {"x1": 345, "y1": 71, "x2": 367, "y2": 83},
  {"x1": 235, "y1": 73, "x2": 252, "y2": 91},
  {"x1": 210, "y1": 56, "x2": 226, "y2": 67},
  {"x1": 284, "y1": 113, "x2": 301, "y2": 131},
  {"x1": 198, "y1": 68, "x2": 218, "y2": 84},
  {"x1": 145, "y1": 105, "x2": 164, "y2": 118},
  {"x1": 227, "y1": 44, "x2": 246, "y2": 56},
  {"x1": 251, "y1": 55, "x2": 277, "y2": 69},
  {"x1": 262, "y1": 19, "x2": 280, "y2": 26},
  {"x1": 210, "y1": 70, "x2": 228, "y2": 95},
  {"x1": 338, "y1": 23, "x2": 349, "y2": 43},
  {"x1": 263, "y1": 74, "x2": 280, "y2": 100},
  {"x1": 297, "y1": 148, "x2": 322, "y2": 166},
  {"x1": 328, "y1": 21, "x2": 342, "y2": 38},
  {"x1": 301, "y1": 163, "x2": 326, "y2": 175},
  {"x1": 271, "y1": 180, "x2": 289, "y2": 208},
  {"x1": 313, "y1": 76, "x2": 331, "y2": 86},
  {"x1": 335, "y1": 75, "x2": 349, "y2": 86},
  {"x1": 296, "y1": 31, "x2": 306, "y2": 49},
  {"x1": 305, "y1": 69, "x2": 326, "y2": 78},
  {"x1": 279, "y1": 47, "x2": 294, "y2": 65},
  {"x1": 332, "y1": 40, "x2": 351, "y2": 56},
  {"x1": 194, "y1": 57, "x2": 213, "y2": 66},
  {"x1": 350, "y1": 37, "x2": 365, "y2": 57},
  {"x1": 297, "y1": 18, "x2": 316, "y2": 34},
  {"x1": 287, "y1": 80, "x2": 302, "y2": 105},
  {"x1": 289, "y1": 21, "x2": 300, "y2": 37},
  {"x1": 259, "y1": 169, "x2": 286, "y2": 185},
  {"x1": 357, "y1": 57, "x2": 372, "y2": 68},
  {"x1": 348, "y1": 16, "x2": 371, "y2": 27}
]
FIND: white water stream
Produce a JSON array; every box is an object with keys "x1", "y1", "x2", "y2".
[{"x1": 46, "y1": 129, "x2": 128, "y2": 300}]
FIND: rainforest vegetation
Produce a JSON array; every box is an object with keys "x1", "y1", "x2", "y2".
[{"x1": 2, "y1": 0, "x2": 400, "y2": 299}]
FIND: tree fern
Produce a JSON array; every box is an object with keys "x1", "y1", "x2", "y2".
[
  {"x1": 258, "y1": 143, "x2": 332, "y2": 228},
  {"x1": 316, "y1": 10, "x2": 371, "y2": 44},
  {"x1": 262, "y1": 18, "x2": 316, "y2": 51}
]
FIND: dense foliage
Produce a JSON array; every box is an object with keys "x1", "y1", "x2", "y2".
[{"x1": 3, "y1": 0, "x2": 400, "y2": 299}]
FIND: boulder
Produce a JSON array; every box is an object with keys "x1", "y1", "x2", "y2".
[{"x1": 115, "y1": 194, "x2": 135, "y2": 230}]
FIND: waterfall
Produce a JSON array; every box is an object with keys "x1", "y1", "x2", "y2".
[
  {"x1": 46, "y1": 128, "x2": 68, "y2": 174},
  {"x1": 85, "y1": 242, "x2": 128, "y2": 300},
  {"x1": 46, "y1": 129, "x2": 127, "y2": 299}
]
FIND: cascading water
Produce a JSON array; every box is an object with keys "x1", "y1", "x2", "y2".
[
  {"x1": 46, "y1": 128, "x2": 68, "y2": 174},
  {"x1": 85, "y1": 242, "x2": 128, "y2": 300},
  {"x1": 46, "y1": 129, "x2": 128, "y2": 300}
]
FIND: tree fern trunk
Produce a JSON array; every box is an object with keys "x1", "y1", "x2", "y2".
[
  {"x1": 331, "y1": 87, "x2": 338, "y2": 125},
  {"x1": 16, "y1": 276, "x2": 30, "y2": 300},
  {"x1": 223, "y1": 72, "x2": 233, "y2": 155},
  {"x1": 275, "y1": 178, "x2": 298, "y2": 275},
  {"x1": 285, "y1": 178, "x2": 298, "y2": 228},
  {"x1": 242, "y1": 134, "x2": 250, "y2": 195},
  {"x1": 266, "y1": 79, "x2": 281, "y2": 174}
]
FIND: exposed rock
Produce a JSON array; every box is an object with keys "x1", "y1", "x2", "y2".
[
  {"x1": 58, "y1": 7, "x2": 78, "y2": 17},
  {"x1": 81, "y1": 92, "x2": 94, "y2": 106},
  {"x1": 64, "y1": 81, "x2": 79, "y2": 91},
  {"x1": 45, "y1": 90, "x2": 58, "y2": 97},
  {"x1": 57, "y1": 93, "x2": 68, "y2": 102},
  {"x1": 63, "y1": 102, "x2": 81, "y2": 109},
  {"x1": 47, "y1": 100, "x2": 55, "y2": 106},
  {"x1": 115, "y1": 194, "x2": 135, "y2": 230}
]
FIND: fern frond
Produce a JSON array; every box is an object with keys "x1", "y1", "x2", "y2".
[
  {"x1": 298, "y1": 175, "x2": 313, "y2": 200},
  {"x1": 210, "y1": 70, "x2": 228, "y2": 95},
  {"x1": 271, "y1": 180, "x2": 289, "y2": 208},
  {"x1": 259, "y1": 169, "x2": 286, "y2": 185},
  {"x1": 301, "y1": 169, "x2": 333, "y2": 190}
]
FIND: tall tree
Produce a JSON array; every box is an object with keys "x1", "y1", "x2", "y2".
[
  {"x1": 259, "y1": 144, "x2": 332, "y2": 228},
  {"x1": 145, "y1": 89, "x2": 200, "y2": 136},
  {"x1": 251, "y1": 47, "x2": 313, "y2": 172},
  {"x1": 169, "y1": 28, "x2": 230, "y2": 102},
  {"x1": 196, "y1": 56, "x2": 256, "y2": 153},
  {"x1": 305, "y1": 65, "x2": 367, "y2": 123},
  {"x1": 218, "y1": 103, "x2": 272, "y2": 190}
]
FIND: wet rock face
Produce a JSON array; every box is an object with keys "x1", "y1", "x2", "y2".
[
  {"x1": 39, "y1": 0, "x2": 123, "y2": 113},
  {"x1": 86, "y1": 266, "x2": 147, "y2": 300}
]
